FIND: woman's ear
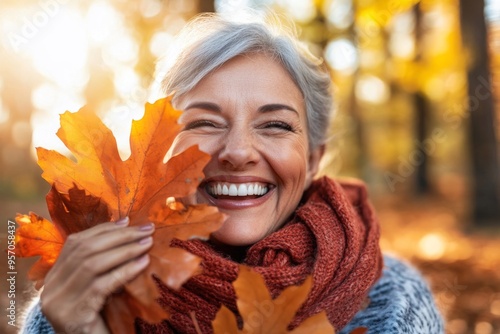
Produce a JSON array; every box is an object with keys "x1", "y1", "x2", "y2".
[{"x1": 305, "y1": 144, "x2": 326, "y2": 186}]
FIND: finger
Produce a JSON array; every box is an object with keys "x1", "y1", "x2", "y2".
[
  {"x1": 84, "y1": 223, "x2": 155, "y2": 256},
  {"x1": 69, "y1": 217, "x2": 130, "y2": 240},
  {"x1": 70, "y1": 253, "x2": 151, "y2": 319},
  {"x1": 73, "y1": 235, "x2": 153, "y2": 283},
  {"x1": 51, "y1": 225, "x2": 154, "y2": 285},
  {"x1": 42, "y1": 238, "x2": 152, "y2": 323},
  {"x1": 93, "y1": 253, "x2": 151, "y2": 298},
  {"x1": 55, "y1": 219, "x2": 131, "y2": 263},
  {"x1": 57, "y1": 222, "x2": 154, "y2": 264}
]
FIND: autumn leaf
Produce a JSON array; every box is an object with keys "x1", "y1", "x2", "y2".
[
  {"x1": 36, "y1": 97, "x2": 208, "y2": 223},
  {"x1": 46, "y1": 184, "x2": 112, "y2": 236},
  {"x1": 212, "y1": 266, "x2": 336, "y2": 334},
  {"x1": 14, "y1": 97, "x2": 226, "y2": 333},
  {"x1": 14, "y1": 212, "x2": 64, "y2": 289}
]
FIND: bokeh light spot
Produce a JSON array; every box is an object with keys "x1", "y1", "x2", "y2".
[
  {"x1": 355, "y1": 75, "x2": 390, "y2": 104},
  {"x1": 418, "y1": 233, "x2": 446, "y2": 260},
  {"x1": 325, "y1": 38, "x2": 358, "y2": 75}
]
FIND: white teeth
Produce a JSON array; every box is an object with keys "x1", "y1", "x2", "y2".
[
  {"x1": 237, "y1": 184, "x2": 247, "y2": 196},
  {"x1": 207, "y1": 182, "x2": 270, "y2": 197},
  {"x1": 228, "y1": 184, "x2": 238, "y2": 196}
]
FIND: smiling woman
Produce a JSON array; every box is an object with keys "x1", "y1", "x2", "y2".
[
  {"x1": 22, "y1": 11, "x2": 444, "y2": 334},
  {"x1": 169, "y1": 54, "x2": 319, "y2": 246}
]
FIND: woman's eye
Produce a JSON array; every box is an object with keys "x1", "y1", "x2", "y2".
[
  {"x1": 184, "y1": 120, "x2": 217, "y2": 130},
  {"x1": 264, "y1": 121, "x2": 294, "y2": 132}
]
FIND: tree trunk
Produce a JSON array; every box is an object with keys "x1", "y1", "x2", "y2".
[
  {"x1": 414, "y1": 4, "x2": 430, "y2": 194},
  {"x1": 459, "y1": 0, "x2": 500, "y2": 225},
  {"x1": 414, "y1": 92, "x2": 430, "y2": 194}
]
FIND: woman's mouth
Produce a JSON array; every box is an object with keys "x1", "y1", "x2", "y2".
[{"x1": 205, "y1": 182, "x2": 270, "y2": 199}]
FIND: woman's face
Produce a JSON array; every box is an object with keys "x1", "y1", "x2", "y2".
[{"x1": 171, "y1": 53, "x2": 324, "y2": 246}]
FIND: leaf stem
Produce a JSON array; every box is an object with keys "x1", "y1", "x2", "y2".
[{"x1": 189, "y1": 311, "x2": 203, "y2": 334}]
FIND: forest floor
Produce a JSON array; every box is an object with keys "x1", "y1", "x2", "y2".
[{"x1": 375, "y1": 195, "x2": 500, "y2": 334}]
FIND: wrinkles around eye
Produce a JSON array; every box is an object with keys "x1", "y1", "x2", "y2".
[
  {"x1": 262, "y1": 121, "x2": 294, "y2": 132},
  {"x1": 183, "y1": 120, "x2": 221, "y2": 130}
]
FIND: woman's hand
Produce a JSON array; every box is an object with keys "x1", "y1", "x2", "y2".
[{"x1": 40, "y1": 217, "x2": 154, "y2": 334}]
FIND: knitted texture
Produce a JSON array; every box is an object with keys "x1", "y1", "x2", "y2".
[
  {"x1": 339, "y1": 256, "x2": 445, "y2": 334},
  {"x1": 22, "y1": 301, "x2": 54, "y2": 334},
  {"x1": 137, "y1": 176, "x2": 383, "y2": 333},
  {"x1": 21, "y1": 255, "x2": 444, "y2": 334}
]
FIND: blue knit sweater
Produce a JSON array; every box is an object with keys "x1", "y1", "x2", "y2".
[{"x1": 22, "y1": 255, "x2": 444, "y2": 334}]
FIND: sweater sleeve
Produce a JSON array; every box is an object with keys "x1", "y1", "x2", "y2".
[
  {"x1": 21, "y1": 300, "x2": 55, "y2": 334},
  {"x1": 339, "y1": 254, "x2": 444, "y2": 334}
]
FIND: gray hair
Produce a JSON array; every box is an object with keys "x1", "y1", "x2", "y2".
[{"x1": 159, "y1": 13, "x2": 333, "y2": 149}]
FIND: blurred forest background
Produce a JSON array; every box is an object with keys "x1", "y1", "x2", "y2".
[{"x1": 1, "y1": 0, "x2": 499, "y2": 333}]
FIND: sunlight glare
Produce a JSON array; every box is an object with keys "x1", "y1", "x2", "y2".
[
  {"x1": 325, "y1": 38, "x2": 358, "y2": 75},
  {"x1": 389, "y1": 11, "x2": 415, "y2": 60},
  {"x1": 102, "y1": 34, "x2": 139, "y2": 67},
  {"x1": 418, "y1": 233, "x2": 446, "y2": 260},
  {"x1": 485, "y1": 0, "x2": 500, "y2": 23},
  {"x1": 355, "y1": 75, "x2": 390, "y2": 104},
  {"x1": 325, "y1": 0, "x2": 353, "y2": 30},
  {"x1": 31, "y1": 109, "x2": 70, "y2": 158},
  {"x1": 216, "y1": 0, "x2": 254, "y2": 14},
  {"x1": 140, "y1": 0, "x2": 163, "y2": 18},
  {"x1": 0, "y1": 100, "x2": 10, "y2": 124},
  {"x1": 101, "y1": 104, "x2": 135, "y2": 161},
  {"x1": 86, "y1": 1, "x2": 123, "y2": 45},
  {"x1": 0, "y1": 77, "x2": 8, "y2": 124},
  {"x1": 150, "y1": 31, "x2": 174, "y2": 58},
  {"x1": 114, "y1": 69, "x2": 141, "y2": 98},
  {"x1": 390, "y1": 33, "x2": 415, "y2": 59},
  {"x1": 277, "y1": 0, "x2": 316, "y2": 23},
  {"x1": 31, "y1": 9, "x2": 88, "y2": 87},
  {"x1": 30, "y1": 89, "x2": 85, "y2": 156},
  {"x1": 31, "y1": 83, "x2": 58, "y2": 110}
]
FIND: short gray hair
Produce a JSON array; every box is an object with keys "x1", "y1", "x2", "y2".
[{"x1": 160, "y1": 13, "x2": 333, "y2": 149}]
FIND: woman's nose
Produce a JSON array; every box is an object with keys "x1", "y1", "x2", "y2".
[{"x1": 218, "y1": 127, "x2": 259, "y2": 169}]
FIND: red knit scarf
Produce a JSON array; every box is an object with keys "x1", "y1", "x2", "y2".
[{"x1": 137, "y1": 176, "x2": 383, "y2": 333}]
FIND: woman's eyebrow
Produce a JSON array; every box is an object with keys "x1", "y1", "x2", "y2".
[
  {"x1": 184, "y1": 101, "x2": 221, "y2": 112},
  {"x1": 183, "y1": 102, "x2": 298, "y2": 115},
  {"x1": 258, "y1": 103, "x2": 298, "y2": 115}
]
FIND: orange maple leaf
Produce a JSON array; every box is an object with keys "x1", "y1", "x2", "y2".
[
  {"x1": 14, "y1": 97, "x2": 226, "y2": 333},
  {"x1": 14, "y1": 212, "x2": 64, "y2": 289},
  {"x1": 37, "y1": 97, "x2": 208, "y2": 224},
  {"x1": 212, "y1": 266, "x2": 336, "y2": 334}
]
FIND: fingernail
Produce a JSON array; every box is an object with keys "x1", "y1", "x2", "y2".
[
  {"x1": 137, "y1": 223, "x2": 154, "y2": 231},
  {"x1": 115, "y1": 217, "x2": 129, "y2": 226},
  {"x1": 138, "y1": 236, "x2": 153, "y2": 245},
  {"x1": 136, "y1": 254, "x2": 150, "y2": 265}
]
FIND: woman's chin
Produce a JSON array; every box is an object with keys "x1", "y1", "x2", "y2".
[{"x1": 210, "y1": 226, "x2": 264, "y2": 247}]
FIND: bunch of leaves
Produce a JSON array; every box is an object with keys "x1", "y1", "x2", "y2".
[{"x1": 14, "y1": 97, "x2": 225, "y2": 333}]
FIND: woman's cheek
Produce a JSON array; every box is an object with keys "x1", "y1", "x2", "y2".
[{"x1": 173, "y1": 132, "x2": 218, "y2": 157}]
